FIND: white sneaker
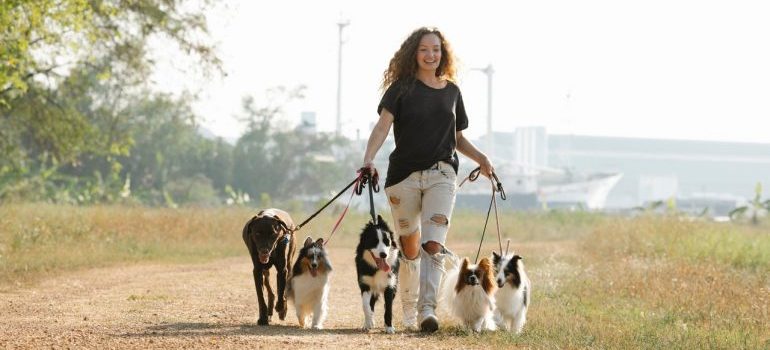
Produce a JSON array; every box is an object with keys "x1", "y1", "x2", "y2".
[{"x1": 417, "y1": 247, "x2": 445, "y2": 333}]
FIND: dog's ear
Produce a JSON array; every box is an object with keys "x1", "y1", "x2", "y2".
[
  {"x1": 460, "y1": 257, "x2": 470, "y2": 272},
  {"x1": 243, "y1": 216, "x2": 257, "y2": 235},
  {"x1": 315, "y1": 237, "x2": 324, "y2": 247},
  {"x1": 275, "y1": 220, "x2": 289, "y2": 234},
  {"x1": 304, "y1": 236, "x2": 313, "y2": 248},
  {"x1": 492, "y1": 251, "x2": 501, "y2": 263},
  {"x1": 478, "y1": 258, "x2": 496, "y2": 292},
  {"x1": 478, "y1": 257, "x2": 493, "y2": 272},
  {"x1": 512, "y1": 255, "x2": 523, "y2": 261}
]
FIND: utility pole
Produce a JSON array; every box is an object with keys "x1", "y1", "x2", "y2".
[
  {"x1": 472, "y1": 64, "x2": 494, "y2": 159},
  {"x1": 335, "y1": 18, "x2": 350, "y2": 138}
]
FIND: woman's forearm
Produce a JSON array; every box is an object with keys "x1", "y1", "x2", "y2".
[
  {"x1": 456, "y1": 131, "x2": 495, "y2": 176},
  {"x1": 456, "y1": 132, "x2": 488, "y2": 164},
  {"x1": 363, "y1": 111, "x2": 394, "y2": 165}
]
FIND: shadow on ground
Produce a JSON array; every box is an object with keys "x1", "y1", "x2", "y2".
[{"x1": 118, "y1": 322, "x2": 369, "y2": 338}]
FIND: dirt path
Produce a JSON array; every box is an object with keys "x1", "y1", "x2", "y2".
[{"x1": 0, "y1": 242, "x2": 574, "y2": 349}]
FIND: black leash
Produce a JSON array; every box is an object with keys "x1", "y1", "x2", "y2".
[
  {"x1": 294, "y1": 167, "x2": 379, "y2": 247},
  {"x1": 356, "y1": 167, "x2": 380, "y2": 222},
  {"x1": 458, "y1": 167, "x2": 507, "y2": 263},
  {"x1": 461, "y1": 167, "x2": 506, "y2": 200},
  {"x1": 295, "y1": 172, "x2": 363, "y2": 231}
]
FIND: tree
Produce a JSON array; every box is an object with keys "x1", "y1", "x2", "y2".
[
  {"x1": 1, "y1": 0, "x2": 219, "y2": 105},
  {"x1": 0, "y1": 0, "x2": 220, "y2": 204},
  {"x1": 729, "y1": 182, "x2": 770, "y2": 225},
  {"x1": 231, "y1": 87, "x2": 359, "y2": 202}
]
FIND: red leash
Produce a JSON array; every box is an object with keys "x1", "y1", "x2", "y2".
[{"x1": 323, "y1": 172, "x2": 362, "y2": 246}]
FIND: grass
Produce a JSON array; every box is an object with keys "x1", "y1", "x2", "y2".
[
  {"x1": 1, "y1": 204, "x2": 768, "y2": 348},
  {"x1": 0, "y1": 204, "x2": 600, "y2": 285}
]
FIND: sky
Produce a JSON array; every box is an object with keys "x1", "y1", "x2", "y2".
[{"x1": 151, "y1": 0, "x2": 770, "y2": 144}]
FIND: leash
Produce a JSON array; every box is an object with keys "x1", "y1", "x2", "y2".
[
  {"x1": 324, "y1": 167, "x2": 379, "y2": 246},
  {"x1": 458, "y1": 167, "x2": 506, "y2": 263},
  {"x1": 355, "y1": 166, "x2": 380, "y2": 223},
  {"x1": 322, "y1": 173, "x2": 361, "y2": 246},
  {"x1": 295, "y1": 172, "x2": 364, "y2": 231},
  {"x1": 458, "y1": 167, "x2": 506, "y2": 200},
  {"x1": 320, "y1": 167, "x2": 380, "y2": 246}
]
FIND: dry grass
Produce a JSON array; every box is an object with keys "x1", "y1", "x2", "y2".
[
  {"x1": 1, "y1": 204, "x2": 768, "y2": 348},
  {"x1": 0, "y1": 204, "x2": 599, "y2": 286}
]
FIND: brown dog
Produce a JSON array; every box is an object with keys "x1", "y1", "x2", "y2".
[{"x1": 242, "y1": 208, "x2": 297, "y2": 325}]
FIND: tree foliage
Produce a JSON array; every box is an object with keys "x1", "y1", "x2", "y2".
[
  {"x1": 1, "y1": 0, "x2": 219, "y2": 104},
  {"x1": 0, "y1": 1, "x2": 360, "y2": 207}
]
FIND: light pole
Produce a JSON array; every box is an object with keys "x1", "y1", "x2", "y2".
[
  {"x1": 472, "y1": 64, "x2": 494, "y2": 159},
  {"x1": 335, "y1": 19, "x2": 350, "y2": 138}
]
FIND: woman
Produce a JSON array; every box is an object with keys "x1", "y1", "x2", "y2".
[{"x1": 362, "y1": 26, "x2": 494, "y2": 333}]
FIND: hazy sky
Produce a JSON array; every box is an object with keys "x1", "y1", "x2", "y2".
[{"x1": 152, "y1": 0, "x2": 770, "y2": 144}]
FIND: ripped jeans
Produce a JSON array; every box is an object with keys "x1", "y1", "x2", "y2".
[{"x1": 384, "y1": 161, "x2": 457, "y2": 246}]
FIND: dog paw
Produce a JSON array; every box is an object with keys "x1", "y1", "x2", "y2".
[
  {"x1": 312, "y1": 324, "x2": 324, "y2": 330},
  {"x1": 276, "y1": 303, "x2": 287, "y2": 320},
  {"x1": 362, "y1": 319, "x2": 374, "y2": 331},
  {"x1": 385, "y1": 326, "x2": 395, "y2": 334},
  {"x1": 257, "y1": 318, "x2": 269, "y2": 326}
]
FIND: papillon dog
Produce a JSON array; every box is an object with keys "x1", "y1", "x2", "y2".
[
  {"x1": 287, "y1": 237, "x2": 332, "y2": 329},
  {"x1": 451, "y1": 257, "x2": 497, "y2": 332},
  {"x1": 492, "y1": 251, "x2": 530, "y2": 334}
]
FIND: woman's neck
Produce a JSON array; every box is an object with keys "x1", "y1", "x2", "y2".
[
  {"x1": 415, "y1": 71, "x2": 440, "y2": 85},
  {"x1": 415, "y1": 71, "x2": 446, "y2": 89}
]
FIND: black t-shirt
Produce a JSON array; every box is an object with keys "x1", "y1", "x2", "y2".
[{"x1": 377, "y1": 78, "x2": 469, "y2": 188}]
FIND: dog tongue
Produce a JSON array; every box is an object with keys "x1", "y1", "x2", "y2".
[
  {"x1": 375, "y1": 257, "x2": 391, "y2": 273},
  {"x1": 310, "y1": 267, "x2": 318, "y2": 277}
]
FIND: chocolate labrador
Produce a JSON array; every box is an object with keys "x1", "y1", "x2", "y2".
[{"x1": 242, "y1": 208, "x2": 297, "y2": 325}]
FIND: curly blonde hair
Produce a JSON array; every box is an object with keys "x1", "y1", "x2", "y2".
[{"x1": 380, "y1": 27, "x2": 458, "y2": 93}]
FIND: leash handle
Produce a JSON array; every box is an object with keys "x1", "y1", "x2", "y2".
[
  {"x1": 461, "y1": 167, "x2": 506, "y2": 200},
  {"x1": 356, "y1": 166, "x2": 379, "y2": 223}
]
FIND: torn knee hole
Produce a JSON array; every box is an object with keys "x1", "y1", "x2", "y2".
[
  {"x1": 389, "y1": 196, "x2": 400, "y2": 205},
  {"x1": 422, "y1": 241, "x2": 442, "y2": 255},
  {"x1": 430, "y1": 214, "x2": 448, "y2": 226}
]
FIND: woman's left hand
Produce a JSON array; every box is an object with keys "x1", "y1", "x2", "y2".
[{"x1": 479, "y1": 156, "x2": 495, "y2": 178}]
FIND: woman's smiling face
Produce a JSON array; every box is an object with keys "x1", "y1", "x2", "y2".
[{"x1": 416, "y1": 33, "x2": 442, "y2": 74}]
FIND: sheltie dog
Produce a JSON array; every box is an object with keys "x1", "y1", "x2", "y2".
[
  {"x1": 492, "y1": 251, "x2": 530, "y2": 334},
  {"x1": 287, "y1": 237, "x2": 332, "y2": 329},
  {"x1": 450, "y1": 257, "x2": 497, "y2": 332},
  {"x1": 355, "y1": 215, "x2": 400, "y2": 334}
]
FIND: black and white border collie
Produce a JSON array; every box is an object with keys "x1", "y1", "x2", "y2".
[
  {"x1": 287, "y1": 237, "x2": 332, "y2": 329},
  {"x1": 492, "y1": 252, "x2": 530, "y2": 334},
  {"x1": 355, "y1": 215, "x2": 400, "y2": 334}
]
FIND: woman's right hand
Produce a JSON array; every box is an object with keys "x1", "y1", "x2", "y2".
[{"x1": 362, "y1": 160, "x2": 377, "y2": 177}]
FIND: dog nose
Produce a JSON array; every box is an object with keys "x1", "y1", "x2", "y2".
[
  {"x1": 310, "y1": 262, "x2": 318, "y2": 268},
  {"x1": 379, "y1": 252, "x2": 387, "y2": 259}
]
